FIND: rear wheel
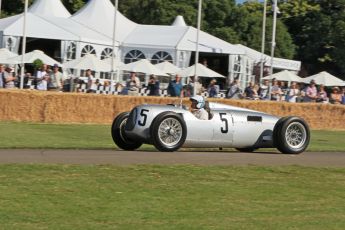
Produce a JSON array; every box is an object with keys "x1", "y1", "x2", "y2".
[
  {"x1": 150, "y1": 112, "x2": 187, "y2": 152},
  {"x1": 111, "y1": 112, "x2": 142, "y2": 150},
  {"x1": 273, "y1": 116, "x2": 310, "y2": 154}
]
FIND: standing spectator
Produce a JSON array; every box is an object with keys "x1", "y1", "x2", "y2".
[
  {"x1": 299, "y1": 82, "x2": 307, "y2": 102},
  {"x1": 48, "y1": 64, "x2": 64, "y2": 91},
  {"x1": 194, "y1": 77, "x2": 204, "y2": 95},
  {"x1": 147, "y1": 74, "x2": 160, "y2": 96},
  {"x1": 35, "y1": 64, "x2": 48, "y2": 89},
  {"x1": 167, "y1": 74, "x2": 183, "y2": 97},
  {"x1": 279, "y1": 81, "x2": 288, "y2": 100},
  {"x1": 342, "y1": 87, "x2": 345, "y2": 105},
  {"x1": 86, "y1": 69, "x2": 97, "y2": 93},
  {"x1": 23, "y1": 72, "x2": 33, "y2": 89},
  {"x1": 115, "y1": 82, "x2": 125, "y2": 93},
  {"x1": 126, "y1": 72, "x2": 141, "y2": 96},
  {"x1": 259, "y1": 79, "x2": 270, "y2": 100},
  {"x1": 36, "y1": 74, "x2": 49, "y2": 91},
  {"x1": 316, "y1": 84, "x2": 328, "y2": 103},
  {"x1": 270, "y1": 79, "x2": 283, "y2": 101},
  {"x1": 286, "y1": 82, "x2": 300, "y2": 103},
  {"x1": 330, "y1": 87, "x2": 342, "y2": 104},
  {"x1": 304, "y1": 80, "x2": 318, "y2": 102},
  {"x1": 0, "y1": 64, "x2": 6, "y2": 88},
  {"x1": 4, "y1": 66, "x2": 16, "y2": 89},
  {"x1": 182, "y1": 77, "x2": 194, "y2": 97},
  {"x1": 207, "y1": 79, "x2": 219, "y2": 98},
  {"x1": 226, "y1": 78, "x2": 242, "y2": 99},
  {"x1": 183, "y1": 76, "x2": 204, "y2": 97},
  {"x1": 244, "y1": 82, "x2": 256, "y2": 99},
  {"x1": 252, "y1": 83, "x2": 260, "y2": 100}
]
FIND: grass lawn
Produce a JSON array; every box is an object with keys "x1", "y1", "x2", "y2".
[
  {"x1": 0, "y1": 165, "x2": 344, "y2": 229},
  {"x1": 0, "y1": 121, "x2": 344, "y2": 152},
  {"x1": 0, "y1": 122, "x2": 344, "y2": 229}
]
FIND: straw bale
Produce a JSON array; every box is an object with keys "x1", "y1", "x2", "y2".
[{"x1": 0, "y1": 90, "x2": 344, "y2": 129}]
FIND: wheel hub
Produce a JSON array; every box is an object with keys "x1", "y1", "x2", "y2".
[
  {"x1": 158, "y1": 117, "x2": 183, "y2": 147},
  {"x1": 285, "y1": 122, "x2": 306, "y2": 149}
]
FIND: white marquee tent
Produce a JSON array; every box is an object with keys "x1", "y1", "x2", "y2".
[
  {"x1": 70, "y1": 0, "x2": 137, "y2": 43},
  {"x1": 0, "y1": 0, "x2": 302, "y2": 86},
  {"x1": 236, "y1": 44, "x2": 301, "y2": 71},
  {"x1": 0, "y1": 48, "x2": 18, "y2": 64}
]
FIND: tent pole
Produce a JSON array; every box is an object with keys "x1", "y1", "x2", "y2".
[
  {"x1": 268, "y1": 0, "x2": 278, "y2": 100},
  {"x1": 111, "y1": 0, "x2": 118, "y2": 82},
  {"x1": 193, "y1": 0, "x2": 202, "y2": 97},
  {"x1": 20, "y1": 0, "x2": 28, "y2": 90},
  {"x1": 0, "y1": 0, "x2": 2, "y2": 18},
  {"x1": 259, "y1": 0, "x2": 267, "y2": 83},
  {"x1": 270, "y1": 0, "x2": 278, "y2": 76}
]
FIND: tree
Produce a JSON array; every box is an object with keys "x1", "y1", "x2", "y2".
[
  {"x1": 281, "y1": 0, "x2": 345, "y2": 79},
  {"x1": 226, "y1": 1, "x2": 296, "y2": 59},
  {"x1": 119, "y1": 0, "x2": 198, "y2": 26},
  {"x1": 62, "y1": 0, "x2": 86, "y2": 13},
  {"x1": 1, "y1": 0, "x2": 86, "y2": 17},
  {"x1": 1, "y1": 0, "x2": 34, "y2": 17}
]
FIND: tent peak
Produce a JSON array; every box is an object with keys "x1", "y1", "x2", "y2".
[
  {"x1": 172, "y1": 15, "x2": 187, "y2": 26},
  {"x1": 29, "y1": 0, "x2": 71, "y2": 18},
  {"x1": 71, "y1": 0, "x2": 137, "y2": 41}
]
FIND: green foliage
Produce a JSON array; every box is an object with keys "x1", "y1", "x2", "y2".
[
  {"x1": 210, "y1": 27, "x2": 241, "y2": 44},
  {"x1": 227, "y1": 1, "x2": 295, "y2": 58},
  {"x1": 32, "y1": 59, "x2": 43, "y2": 71},
  {"x1": 281, "y1": 0, "x2": 345, "y2": 76},
  {"x1": 119, "y1": 0, "x2": 198, "y2": 26},
  {"x1": 61, "y1": 0, "x2": 86, "y2": 13}
]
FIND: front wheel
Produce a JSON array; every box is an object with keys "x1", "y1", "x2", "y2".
[
  {"x1": 273, "y1": 116, "x2": 310, "y2": 154},
  {"x1": 150, "y1": 112, "x2": 187, "y2": 152},
  {"x1": 111, "y1": 112, "x2": 142, "y2": 150}
]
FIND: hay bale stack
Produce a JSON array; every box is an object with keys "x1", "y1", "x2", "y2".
[{"x1": 0, "y1": 90, "x2": 344, "y2": 129}]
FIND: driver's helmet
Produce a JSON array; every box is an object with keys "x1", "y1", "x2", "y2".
[{"x1": 190, "y1": 95, "x2": 205, "y2": 109}]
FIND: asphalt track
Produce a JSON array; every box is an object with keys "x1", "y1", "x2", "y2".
[{"x1": 0, "y1": 149, "x2": 344, "y2": 166}]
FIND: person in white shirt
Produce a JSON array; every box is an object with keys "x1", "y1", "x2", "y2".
[
  {"x1": 36, "y1": 74, "x2": 49, "y2": 91},
  {"x1": 126, "y1": 72, "x2": 141, "y2": 96},
  {"x1": 35, "y1": 64, "x2": 48, "y2": 90},
  {"x1": 190, "y1": 95, "x2": 209, "y2": 120},
  {"x1": 286, "y1": 82, "x2": 300, "y2": 103},
  {"x1": 86, "y1": 69, "x2": 97, "y2": 93}
]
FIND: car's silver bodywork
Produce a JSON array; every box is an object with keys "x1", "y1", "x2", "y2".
[{"x1": 124, "y1": 102, "x2": 279, "y2": 149}]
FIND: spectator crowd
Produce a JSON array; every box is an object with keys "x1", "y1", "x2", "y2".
[
  {"x1": 227, "y1": 78, "x2": 345, "y2": 105},
  {"x1": 0, "y1": 62, "x2": 344, "y2": 105}
]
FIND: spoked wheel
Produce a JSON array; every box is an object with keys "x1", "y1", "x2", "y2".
[
  {"x1": 273, "y1": 116, "x2": 310, "y2": 154},
  {"x1": 111, "y1": 112, "x2": 142, "y2": 150},
  {"x1": 150, "y1": 112, "x2": 187, "y2": 152}
]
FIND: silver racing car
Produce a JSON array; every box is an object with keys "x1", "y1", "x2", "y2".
[{"x1": 111, "y1": 102, "x2": 310, "y2": 154}]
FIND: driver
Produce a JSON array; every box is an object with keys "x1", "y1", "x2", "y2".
[{"x1": 190, "y1": 95, "x2": 209, "y2": 120}]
